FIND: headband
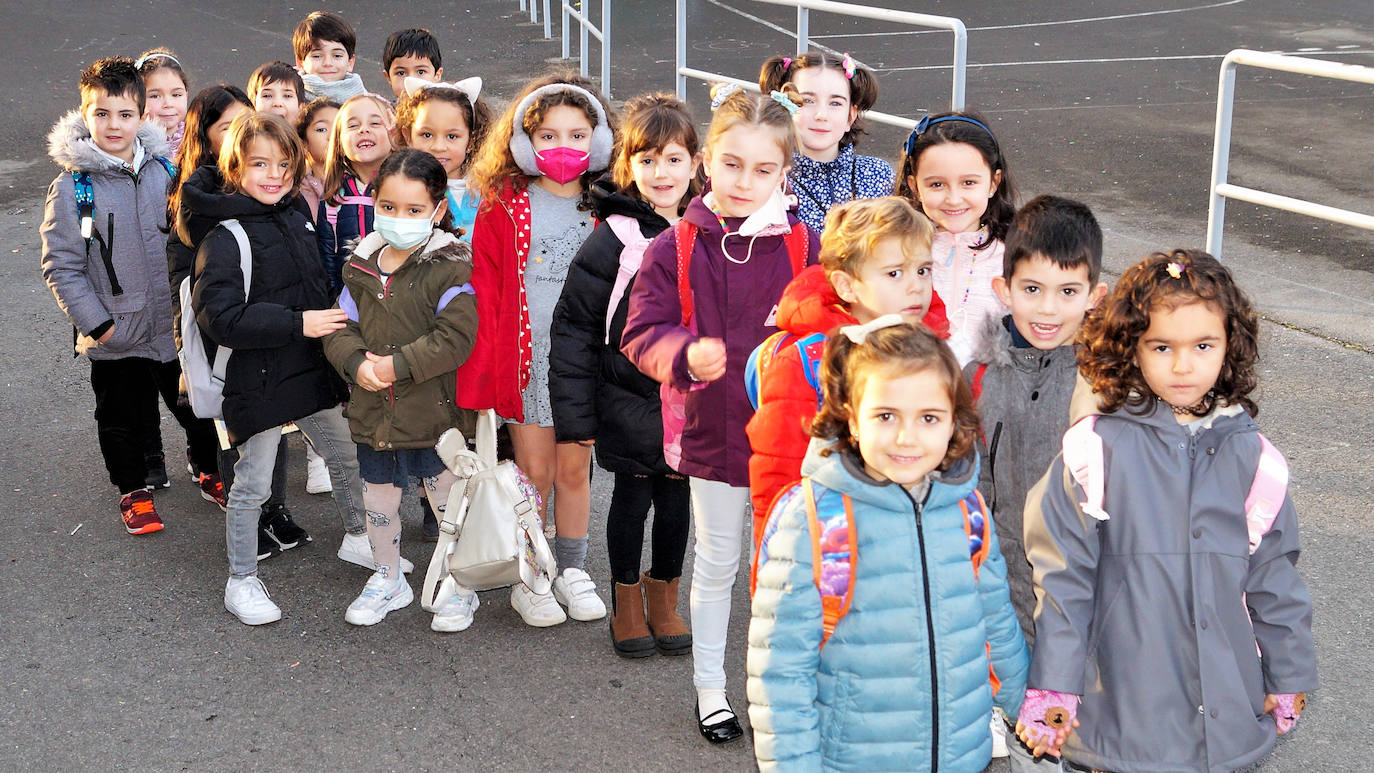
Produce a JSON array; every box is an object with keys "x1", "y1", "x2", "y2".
[
  {"x1": 508, "y1": 83, "x2": 614, "y2": 176},
  {"x1": 840, "y1": 313, "x2": 906, "y2": 344},
  {"x1": 135, "y1": 52, "x2": 180, "y2": 70},
  {"x1": 403, "y1": 76, "x2": 482, "y2": 104},
  {"x1": 903, "y1": 114, "x2": 997, "y2": 155},
  {"x1": 710, "y1": 82, "x2": 745, "y2": 111}
]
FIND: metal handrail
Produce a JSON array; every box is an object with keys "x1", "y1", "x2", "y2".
[
  {"x1": 1206, "y1": 49, "x2": 1374, "y2": 258},
  {"x1": 562, "y1": 0, "x2": 612, "y2": 96}
]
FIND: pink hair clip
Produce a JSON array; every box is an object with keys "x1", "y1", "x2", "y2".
[
  {"x1": 1166, "y1": 261, "x2": 1185, "y2": 279},
  {"x1": 841, "y1": 52, "x2": 856, "y2": 79},
  {"x1": 782, "y1": 57, "x2": 792, "y2": 69}
]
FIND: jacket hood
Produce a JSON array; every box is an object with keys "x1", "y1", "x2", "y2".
[
  {"x1": 48, "y1": 110, "x2": 170, "y2": 173},
  {"x1": 804, "y1": 438, "x2": 979, "y2": 513},
  {"x1": 176, "y1": 165, "x2": 267, "y2": 234},
  {"x1": 1089, "y1": 393, "x2": 1254, "y2": 437},
  {"x1": 350, "y1": 229, "x2": 472, "y2": 268},
  {"x1": 776, "y1": 265, "x2": 855, "y2": 337},
  {"x1": 589, "y1": 177, "x2": 669, "y2": 227}
]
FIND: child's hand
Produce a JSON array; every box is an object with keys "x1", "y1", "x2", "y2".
[
  {"x1": 686, "y1": 337, "x2": 727, "y2": 382},
  {"x1": 1015, "y1": 688, "x2": 1080, "y2": 757},
  {"x1": 365, "y1": 352, "x2": 396, "y2": 383},
  {"x1": 303, "y1": 309, "x2": 349, "y2": 338},
  {"x1": 1266, "y1": 692, "x2": 1306, "y2": 734},
  {"x1": 355, "y1": 359, "x2": 392, "y2": 392}
]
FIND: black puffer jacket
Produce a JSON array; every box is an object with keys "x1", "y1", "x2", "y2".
[
  {"x1": 550, "y1": 181, "x2": 673, "y2": 476},
  {"x1": 190, "y1": 187, "x2": 347, "y2": 445}
]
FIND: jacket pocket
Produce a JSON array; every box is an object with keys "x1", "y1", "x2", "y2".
[
  {"x1": 92, "y1": 291, "x2": 151, "y2": 354},
  {"x1": 1085, "y1": 576, "x2": 1126, "y2": 660}
]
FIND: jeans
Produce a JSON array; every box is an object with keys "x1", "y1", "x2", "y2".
[
  {"x1": 225, "y1": 406, "x2": 364, "y2": 577},
  {"x1": 688, "y1": 477, "x2": 751, "y2": 690}
]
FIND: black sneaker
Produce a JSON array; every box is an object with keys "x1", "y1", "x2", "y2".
[
  {"x1": 185, "y1": 446, "x2": 200, "y2": 481},
  {"x1": 145, "y1": 452, "x2": 171, "y2": 490},
  {"x1": 261, "y1": 504, "x2": 311, "y2": 550},
  {"x1": 257, "y1": 525, "x2": 284, "y2": 561}
]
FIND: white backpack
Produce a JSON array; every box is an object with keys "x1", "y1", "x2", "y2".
[
  {"x1": 422, "y1": 409, "x2": 558, "y2": 611},
  {"x1": 178, "y1": 219, "x2": 252, "y2": 420}
]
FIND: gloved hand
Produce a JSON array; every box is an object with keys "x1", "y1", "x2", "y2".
[{"x1": 1015, "y1": 688, "x2": 1080, "y2": 757}]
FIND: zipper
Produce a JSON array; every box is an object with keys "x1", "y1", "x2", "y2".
[
  {"x1": 986, "y1": 421, "x2": 1003, "y2": 511},
  {"x1": 903, "y1": 484, "x2": 940, "y2": 772}
]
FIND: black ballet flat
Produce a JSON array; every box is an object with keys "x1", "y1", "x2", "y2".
[{"x1": 695, "y1": 700, "x2": 744, "y2": 744}]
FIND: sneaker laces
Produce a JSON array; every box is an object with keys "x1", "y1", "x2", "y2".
[
  {"x1": 129, "y1": 496, "x2": 156, "y2": 518},
  {"x1": 358, "y1": 572, "x2": 397, "y2": 600}
]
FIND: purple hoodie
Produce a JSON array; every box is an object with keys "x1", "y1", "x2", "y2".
[{"x1": 620, "y1": 194, "x2": 819, "y2": 486}]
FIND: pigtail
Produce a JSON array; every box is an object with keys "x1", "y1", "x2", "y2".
[
  {"x1": 757, "y1": 55, "x2": 792, "y2": 95},
  {"x1": 810, "y1": 333, "x2": 861, "y2": 454}
]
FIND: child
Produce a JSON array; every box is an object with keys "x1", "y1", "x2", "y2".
[
  {"x1": 548, "y1": 94, "x2": 701, "y2": 657},
  {"x1": 1017, "y1": 250, "x2": 1317, "y2": 770},
  {"x1": 248, "y1": 61, "x2": 305, "y2": 126},
  {"x1": 296, "y1": 97, "x2": 340, "y2": 218},
  {"x1": 40, "y1": 57, "x2": 222, "y2": 535},
  {"x1": 457, "y1": 72, "x2": 619, "y2": 628},
  {"x1": 621, "y1": 85, "x2": 819, "y2": 743},
  {"x1": 382, "y1": 27, "x2": 444, "y2": 100},
  {"x1": 897, "y1": 110, "x2": 1017, "y2": 364},
  {"x1": 319, "y1": 93, "x2": 395, "y2": 295},
  {"x1": 135, "y1": 49, "x2": 189, "y2": 158},
  {"x1": 746, "y1": 196, "x2": 947, "y2": 551},
  {"x1": 748, "y1": 320, "x2": 1028, "y2": 771},
  {"x1": 189, "y1": 112, "x2": 370, "y2": 625},
  {"x1": 322, "y1": 149, "x2": 478, "y2": 628},
  {"x1": 396, "y1": 77, "x2": 490, "y2": 242},
  {"x1": 294, "y1": 10, "x2": 366, "y2": 102},
  {"x1": 758, "y1": 52, "x2": 893, "y2": 234}
]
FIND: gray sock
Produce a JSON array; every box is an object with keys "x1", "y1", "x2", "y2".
[{"x1": 555, "y1": 535, "x2": 588, "y2": 573}]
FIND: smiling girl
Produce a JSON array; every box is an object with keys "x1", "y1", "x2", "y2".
[
  {"x1": 319, "y1": 93, "x2": 396, "y2": 294},
  {"x1": 136, "y1": 48, "x2": 190, "y2": 156},
  {"x1": 396, "y1": 76, "x2": 492, "y2": 241}
]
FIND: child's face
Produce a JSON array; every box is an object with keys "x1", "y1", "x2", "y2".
[
  {"x1": 339, "y1": 100, "x2": 393, "y2": 166},
  {"x1": 206, "y1": 102, "x2": 250, "y2": 156},
  {"x1": 908, "y1": 141, "x2": 1000, "y2": 235},
  {"x1": 630, "y1": 141, "x2": 698, "y2": 219},
  {"x1": 83, "y1": 90, "x2": 142, "y2": 162},
  {"x1": 993, "y1": 255, "x2": 1107, "y2": 351},
  {"x1": 375, "y1": 175, "x2": 440, "y2": 221},
  {"x1": 408, "y1": 100, "x2": 470, "y2": 179},
  {"x1": 236, "y1": 136, "x2": 293, "y2": 206},
  {"x1": 704, "y1": 125, "x2": 788, "y2": 218},
  {"x1": 1135, "y1": 299, "x2": 1227, "y2": 422},
  {"x1": 255, "y1": 81, "x2": 301, "y2": 125},
  {"x1": 847, "y1": 366, "x2": 955, "y2": 490},
  {"x1": 304, "y1": 105, "x2": 338, "y2": 169},
  {"x1": 143, "y1": 69, "x2": 188, "y2": 131},
  {"x1": 791, "y1": 66, "x2": 857, "y2": 161},
  {"x1": 530, "y1": 104, "x2": 594, "y2": 154},
  {"x1": 385, "y1": 55, "x2": 441, "y2": 99},
  {"x1": 299, "y1": 40, "x2": 355, "y2": 82},
  {"x1": 831, "y1": 237, "x2": 933, "y2": 325}
]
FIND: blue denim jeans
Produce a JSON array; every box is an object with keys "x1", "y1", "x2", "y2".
[{"x1": 225, "y1": 406, "x2": 365, "y2": 577}]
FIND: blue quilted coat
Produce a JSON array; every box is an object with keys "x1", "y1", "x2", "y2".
[{"x1": 748, "y1": 444, "x2": 1028, "y2": 772}]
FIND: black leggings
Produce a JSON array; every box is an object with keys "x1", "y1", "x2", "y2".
[{"x1": 606, "y1": 471, "x2": 690, "y2": 586}]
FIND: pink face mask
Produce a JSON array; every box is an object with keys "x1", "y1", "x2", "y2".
[{"x1": 534, "y1": 146, "x2": 590, "y2": 184}]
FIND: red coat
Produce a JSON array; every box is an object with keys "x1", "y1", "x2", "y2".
[
  {"x1": 745, "y1": 264, "x2": 949, "y2": 548},
  {"x1": 454, "y1": 181, "x2": 533, "y2": 421}
]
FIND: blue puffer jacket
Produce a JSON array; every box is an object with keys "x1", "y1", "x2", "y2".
[{"x1": 748, "y1": 443, "x2": 1028, "y2": 772}]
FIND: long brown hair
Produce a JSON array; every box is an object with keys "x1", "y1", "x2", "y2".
[
  {"x1": 321, "y1": 93, "x2": 396, "y2": 198},
  {"x1": 611, "y1": 93, "x2": 701, "y2": 215}
]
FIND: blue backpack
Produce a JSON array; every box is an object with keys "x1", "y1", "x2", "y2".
[{"x1": 72, "y1": 156, "x2": 177, "y2": 260}]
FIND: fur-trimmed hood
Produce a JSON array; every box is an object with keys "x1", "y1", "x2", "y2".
[
  {"x1": 970, "y1": 312, "x2": 1017, "y2": 367},
  {"x1": 47, "y1": 110, "x2": 170, "y2": 174},
  {"x1": 349, "y1": 229, "x2": 472, "y2": 268}
]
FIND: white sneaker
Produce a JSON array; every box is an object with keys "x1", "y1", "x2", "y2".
[
  {"x1": 431, "y1": 586, "x2": 480, "y2": 632},
  {"x1": 552, "y1": 567, "x2": 607, "y2": 621},
  {"x1": 224, "y1": 575, "x2": 282, "y2": 626},
  {"x1": 344, "y1": 570, "x2": 414, "y2": 626},
  {"x1": 305, "y1": 446, "x2": 331, "y2": 494},
  {"x1": 510, "y1": 583, "x2": 566, "y2": 627},
  {"x1": 990, "y1": 712, "x2": 1010, "y2": 758},
  {"x1": 337, "y1": 532, "x2": 414, "y2": 573}
]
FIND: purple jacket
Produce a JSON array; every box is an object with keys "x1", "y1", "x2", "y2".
[{"x1": 620, "y1": 194, "x2": 819, "y2": 486}]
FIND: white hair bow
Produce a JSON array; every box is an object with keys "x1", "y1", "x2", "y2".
[
  {"x1": 839, "y1": 314, "x2": 906, "y2": 344},
  {"x1": 403, "y1": 76, "x2": 482, "y2": 103}
]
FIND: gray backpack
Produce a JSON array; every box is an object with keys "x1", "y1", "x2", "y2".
[{"x1": 178, "y1": 219, "x2": 251, "y2": 419}]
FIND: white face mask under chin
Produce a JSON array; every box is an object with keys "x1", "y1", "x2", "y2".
[{"x1": 707, "y1": 185, "x2": 794, "y2": 265}]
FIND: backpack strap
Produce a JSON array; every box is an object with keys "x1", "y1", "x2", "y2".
[
  {"x1": 793, "y1": 333, "x2": 827, "y2": 410},
  {"x1": 745, "y1": 330, "x2": 794, "y2": 411},
  {"x1": 604, "y1": 215, "x2": 652, "y2": 344},
  {"x1": 803, "y1": 479, "x2": 856, "y2": 649},
  {"x1": 970, "y1": 363, "x2": 988, "y2": 402},
  {"x1": 72, "y1": 171, "x2": 95, "y2": 242},
  {"x1": 212, "y1": 219, "x2": 254, "y2": 384},
  {"x1": 1244, "y1": 433, "x2": 1289, "y2": 554},
  {"x1": 1061, "y1": 416, "x2": 1108, "y2": 522},
  {"x1": 673, "y1": 219, "x2": 697, "y2": 326},
  {"x1": 784, "y1": 221, "x2": 809, "y2": 275},
  {"x1": 153, "y1": 156, "x2": 177, "y2": 180},
  {"x1": 960, "y1": 490, "x2": 993, "y2": 579}
]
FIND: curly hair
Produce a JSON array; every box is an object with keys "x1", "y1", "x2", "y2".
[
  {"x1": 395, "y1": 84, "x2": 493, "y2": 177},
  {"x1": 1077, "y1": 248, "x2": 1260, "y2": 417},
  {"x1": 820, "y1": 196, "x2": 933, "y2": 277},
  {"x1": 811, "y1": 323, "x2": 978, "y2": 471}
]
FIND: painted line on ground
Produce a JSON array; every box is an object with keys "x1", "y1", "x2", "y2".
[{"x1": 875, "y1": 49, "x2": 1374, "y2": 73}]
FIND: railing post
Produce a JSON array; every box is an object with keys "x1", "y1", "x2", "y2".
[
  {"x1": 601, "y1": 0, "x2": 612, "y2": 97},
  {"x1": 675, "y1": 0, "x2": 687, "y2": 99},
  {"x1": 544, "y1": 0, "x2": 552, "y2": 39},
  {"x1": 949, "y1": 19, "x2": 967, "y2": 110},
  {"x1": 580, "y1": 5, "x2": 590, "y2": 78},
  {"x1": 561, "y1": 1, "x2": 571, "y2": 60},
  {"x1": 796, "y1": 7, "x2": 809, "y2": 54},
  {"x1": 1207, "y1": 56, "x2": 1239, "y2": 258}
]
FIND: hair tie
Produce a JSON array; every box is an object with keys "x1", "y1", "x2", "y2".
[
  {"x1": 404, "y1": 75, "x2": 482, "y2": 103},
  {"x1": 782, "y1": 57, "x2": 792, "y2": 70},
  {"x1": 135, "y1": 52, "x2": 180, "y2": 70},
  {"x1": 1166, "y1": 261, "x2": 1186, "y2": 279},
  {"x1": 710, "y1": 82, "x2": 744, "y2": 111},
  {"x1": 904, "y1": 113, "x2": 997, "y2": 155},
  {"x1": 770, "y1": 90, "x2": 799, "y2": 116},
  {"x1": 840, "y1": 313, "x2": 906, "y2": 344},
  {"x1": 840, "y1": 53, "x2": 856, "y2": 79}
]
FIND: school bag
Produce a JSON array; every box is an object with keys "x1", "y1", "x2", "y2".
[
  {"x1": 603, "y1": 214, "x2": 651, "y2": 345},
  {"x1": 73, "y1": 157, "x2": 177, "y2": 247},
  {"x1": 178, "y1": 219, "x2": 252, "y2": 419},
  {"x1": 744, "y1": 330, "x2": 827, "y2": 411},
  {"x1": 422, "y1": 409, "x2": 558, "y2": 610},
  {"x1": 663, "y1": 218, "x2": 808, "y2": 470}
]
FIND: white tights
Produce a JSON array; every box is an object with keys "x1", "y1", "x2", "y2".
[{"x1": 688, "y1": 477, "x2": 751, "y2": 692}]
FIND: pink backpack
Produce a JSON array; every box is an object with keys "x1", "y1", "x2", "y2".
[{"x1": 603, "y1": 215, "x2": 651, "y2": 345}]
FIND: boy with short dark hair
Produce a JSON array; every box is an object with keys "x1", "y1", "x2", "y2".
[
  {"x1": 293, "y1": 10, "x2": 366, "y2": 102},
  {"x1": 40, "y1": 57, "x2": 224, "y2": 535},
  {"x1": 381, "y1": 27, "x2": 443, "y2": 100},
  {"x1": 249, "y1": 61, "x2": 306, "y2": 125}
]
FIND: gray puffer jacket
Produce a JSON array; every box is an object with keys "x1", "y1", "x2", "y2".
[
  {"x1": 39, "y1": 111, "x2": 175, "y2": 361},
  {"x1": 1024, "y1": 400, "x2": 1317, "y2": 773},
  {"x1": 964, "y1": 313, "x2": 1079, "y2": 642}
]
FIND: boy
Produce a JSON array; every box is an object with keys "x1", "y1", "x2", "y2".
[
  {"x1": 381, "y1": 28, "x2": 443, "y2": 100},
  {"x1": 248, "y1": 61, "x2": 305, "y2": 126},
  {"x1": 293, "y1": 10, "x2": 366, "y2": 102},
  {"x1": 40, "y1": 57, "x2": 224, "y2": 535}
]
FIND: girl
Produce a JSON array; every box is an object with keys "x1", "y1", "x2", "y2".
[
  {"x1": 748, "y1": 319, "x2": 1028, "y2": 771},
  {"x1": 1017, "y1": 250, "x2": 1317, "y2": 772},
  {"x1": 136, "y1": 48, "x2": 189, "y2": 157},
  {"x1": 319, "y1": 93, "x2": 396, "y2": 295},
  {"x1": 620, "y1": 85, "x2": 819, "y2": 743},
  {"x1": 896, "y1": 110, "x2": 1017, "y2": 364},
  {"x1": 396, "y1": 76, "x2": 492, "y2": 241},
  {"x1": 758, "y1": 52, "x2": 893, "y2": 234},
  {"x1": 189, "y1": 112, "x2": 369, "y2": 625},
  {"x1": 295, "y1": 97, "x2": 340, "y2": 219},
  {"x1": 322, "y1": 149, "x2": 478, "y2": 629},
  {"x1": 548, "y1": 94, "x2": 701, "y2": 657},
  {"x1": 457, "y1": 72, "x2": 618, "y2": 628}
]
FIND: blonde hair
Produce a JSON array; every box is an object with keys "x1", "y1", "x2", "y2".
[
  {"x1": 219, "y1": 112, "x2": 306, "y2": 196},
  {"x1": 820, "y1": 196, "x2": 934, "y2": 276},
  {"x1": 321, "y1": 93, "x2": 395, "y2": 197},
  {"x1": 704, "y1": 85, "x2": 800, "y2": 163}
]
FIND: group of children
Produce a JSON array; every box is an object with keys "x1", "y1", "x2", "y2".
[{"x1": 39, "y1": 11, "x2": 1316, "y2": 772}]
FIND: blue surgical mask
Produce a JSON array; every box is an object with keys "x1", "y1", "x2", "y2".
[{"x1": 373, "y1": 204, "x2": 441, "y2": 251}]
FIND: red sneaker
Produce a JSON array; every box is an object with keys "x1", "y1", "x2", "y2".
[
  {"x1": 119, "y1": 489, "x2": 164, "y2": 535},
  {"x1": 198, "y1": 473, "x2": 228, "y2": 511}
]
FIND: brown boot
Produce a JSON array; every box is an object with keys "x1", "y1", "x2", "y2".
[
  {"x1": 610, "y1": 580, "x2": 655, "y2": 658},
  {"x1": 642, "y1": 573, "x2": 692, "y2": 656}
]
